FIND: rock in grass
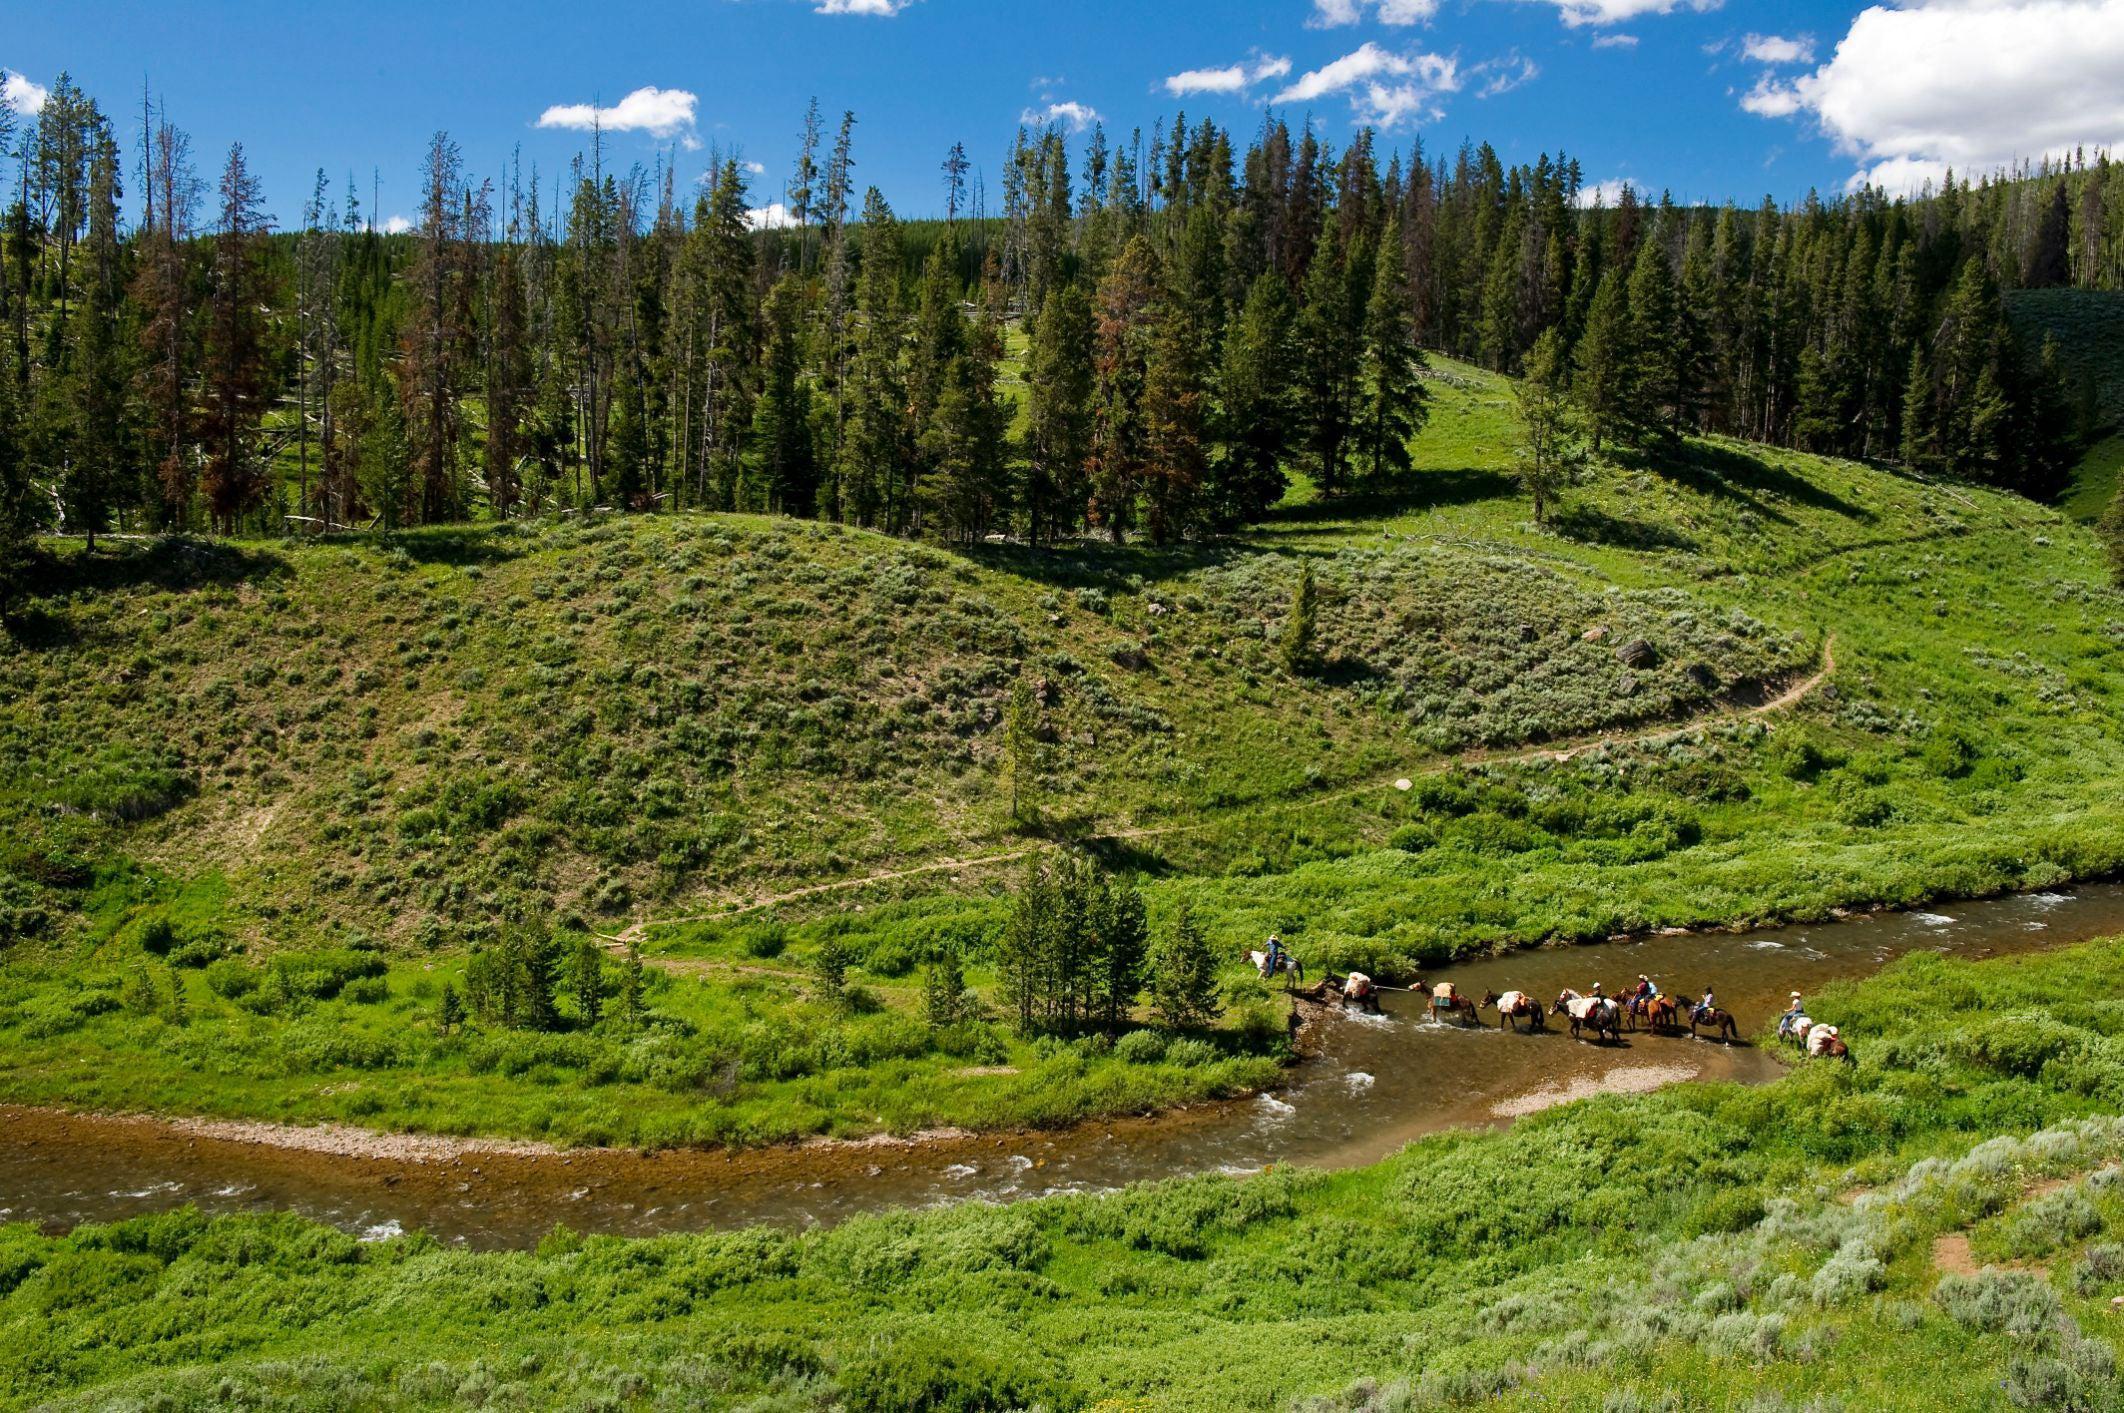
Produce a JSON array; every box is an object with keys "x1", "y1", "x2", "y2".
[{"x1": 1616, "y1": 638, "x2": 1659, "y2": 669}]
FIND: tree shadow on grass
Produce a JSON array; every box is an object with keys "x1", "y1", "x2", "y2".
[
  {"x1": 25, "y1": 536, "x2": 290, "y2": 603},
  {"x1": 953, "y1": 536, "x2": 1253, "y2": 595},
  {"x1": 1614, "y1": 439, "x2": 1876, "y2": 525},
  {"x1": 1549, "y1": 502, "x2": 1701, "y2": 554},
  {"x1": 382, "y1": 525, "x2": 537, "y2": 569},
  {"x1": 1257, "y1": 467, "x2": 1518, "y2": 530}
]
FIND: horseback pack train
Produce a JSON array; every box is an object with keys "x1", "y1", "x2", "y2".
[{"x1": 1250, "y1": 943, "x2": 1852, "y2": 1061}]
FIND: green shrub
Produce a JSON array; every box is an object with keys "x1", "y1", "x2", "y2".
[
  {"x1": 1165, "y1": 1037, "x2": 1220, "y2": 1068},
  {"x1": 837, "y1": 1331, "x2": 1074, "y2": 1413},
  {"x1": 1114, "y1": 1029, "x2": 1167, "y2": 1064},
  {"x1": 1934, "y1": 1269, "x2": 2061, "y2": 1334},
  {"x1": 203, "y1": 960, "x2": 259, "y2": 999}
]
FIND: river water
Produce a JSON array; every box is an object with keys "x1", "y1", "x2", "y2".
[{"x1": 6, "y1": 885, "x2": 2122, "y2": 1249}]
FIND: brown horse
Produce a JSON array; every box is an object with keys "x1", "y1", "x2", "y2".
[
  {"x1": 1481, "y1": 989, "x2": 1547, "y2": 1033},
  {"x1": 1553, "y1": 989, "x2": 1622, "y2": 1044},
  {"x1": 1428, "y1": 985, "x2": 1484, "y2": 1028},
  {"x1": 1639, "y1": 995, "x2": 1681, "y2": 1035},
  {"x1": 1688, "y1": 1004, "x2": 1740, "y2": 1043}
]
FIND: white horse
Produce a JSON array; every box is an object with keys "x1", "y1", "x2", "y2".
[{"x1": 1247, "y1": 949, "x2": 1304, "y2": 983}]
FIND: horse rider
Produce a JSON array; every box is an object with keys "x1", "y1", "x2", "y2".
[
  {"x1": 1260, "y1": 934, "x2": 1286, "y2": 979},
  {"x1": 1631, "y1": 974, "x2": 1657, "y2": 1005},
  {"x1": 1692, "y1": 986, "x2": 1717, "y2": 1025},
  {"x1": 1778, "y1": 991, "x2": 1805, "y2": 1039},
  {"x1": 1590, "y1": 979, "x2": 1605, "y2": 1000}
]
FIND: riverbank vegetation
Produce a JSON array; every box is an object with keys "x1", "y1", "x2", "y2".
[{"x1": 11, "y1": 931, "x2": 2124, "y2": 1409}]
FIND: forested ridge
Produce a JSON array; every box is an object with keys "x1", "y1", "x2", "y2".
[{"x1": 2, "y1": 73, "x2": 2119, "y2": 593}]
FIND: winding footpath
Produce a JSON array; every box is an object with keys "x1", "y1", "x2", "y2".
[{"x1": 605, "y1": 634, "x2": 1837, "y2": 952}]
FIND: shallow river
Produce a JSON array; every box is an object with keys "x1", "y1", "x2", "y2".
[{"x1": 7, "y1": 885, "x2": 2124, "y2": 1249}]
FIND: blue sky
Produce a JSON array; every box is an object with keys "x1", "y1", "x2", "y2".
[{"x1": 7, "y1": 1, "x2": 2124, "y2": 230}]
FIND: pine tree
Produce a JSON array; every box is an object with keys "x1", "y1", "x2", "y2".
[
  {"x1": 1626, "y1": 231, "x2": 1681, "y2": 439},
  {"x1": 1357, "y1": 216, "x2": 1429, "y2": 482},
  {"x1": 753, "y1": 274, "x2": 816, "y2": 513},
  {"x1": 438, "y1": 983, "x2": 465, "y2": 1034},
  {"x1": 1296, "y1": 222, "x2": 1358, "y2": 493},
  {"x1": 570, "y1": 939, "x2": 604, "y2": 1027},
  {"x1": 998, "y1": 858, "x2": 1052, "y2": 1035},
  {"x1": 63, "y1": 130, "x2": 126, "y2": 549},
  {"x1": 485, "y1": 239, "x2": 530, "y2": 514},
  {"x1": 127, "y1": 112, "x2": 201, "y2": 530},
  {"x1": 1023, "y1": 283, "x2": 1094, "y2": 543},
  {"x1": 1573, "y1": 268, "x2": 1632, "y2": 453},
  {"x1": 836, "y1": 188, "x2": 907, "y2": 528},
  {"x1": 1514, "y1": 326, "x2": 1572, "y2": 524},
  {"x1": 1212, "y1": 272, "x2": 1296, "y2": 526},
  {"x1": 402, "y1": 132, "x2": 471, "y2": 523},
  {"x1": 1140, "y1": 266, "x2": 1210, "y2": 543},
  {"x1": 1280, "y1": 562, "x2": 1317, "y2": 674},
  {"x1": 1088, "y1": 236, "x2": 1157, "y2": 542},
  {"x1": 1898, "y1": 346, "x2": 1936, "y2": 471},
  {"x1": 357, "y1": 384, "x2": 413, "y2": 529},
  {"x1": 1150, "y1": 902, "x2": 1222, "y2": 1030},
  {"x1": 199, "y1": 143, "x2": 271, "y2": 533},
  {"x1": 923, "y1": 946, "x2": 972, "y2": 1028},
  {"x1": 814, "y1": 937, "x2": 854, "y2": 1006},
  {"x1": 1088, "y1": 873, "x2": 1148, "y2": 1033}
]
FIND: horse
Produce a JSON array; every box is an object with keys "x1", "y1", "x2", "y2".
[
  {"x1": 1553, "y1": 989, "x2": 1622, "y2": 1044},
  {"x1": 1687, "y1": 1003, "x2": 1740, "y2": 1044},
  {"x1": 1339, "y1": 971, "x2": 1382, "y2": 1014},
  {"x1": 1426, "y1": 983, "x2": 1484, "y2": 1028},
  {"x1": 1780, "y1": 1014, "x2": 1816, "y2": 1048},
  {"x1": 1482, "y1": 989, "x2": 1547, "y2": 1033},
  {"x1": 1247, "y1": 950, "x2": 1304, "y2": 985},
  {"x1": 1639, "y1": 995, "x2": 1681, "y2": 1035},
  {"x1": 1806, "y1": 1024, "x2": 1854, "y2": 1064}
]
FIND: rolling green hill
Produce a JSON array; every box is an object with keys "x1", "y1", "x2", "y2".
[{"x1": 4, "y1": 358, "x2": 2123, "y2": 1149}]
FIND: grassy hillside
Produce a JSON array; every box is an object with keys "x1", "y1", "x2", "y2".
[
  {"x1": 4, "y1": 358, "x2": 2123, "y2": 1148},
  {"x1": 2065, "y1": 432, "x2": 2123, "y2": 523},
  {"x1": 13, "y1": 934, "x2": 2124, "y2": 1410}
]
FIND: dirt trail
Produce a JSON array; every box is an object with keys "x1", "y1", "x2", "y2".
[{"x1": 610, "y1": 634, "x2": 1836, "y2": 948}]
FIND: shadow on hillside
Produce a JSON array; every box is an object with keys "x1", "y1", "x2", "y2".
[
  {"x1": 1617, "y1": 441, "x2": 1875, "y2": 525},
  {"x1": 1258, "y1": 467, "x2": 1517, "y2": 530},
  {"x1": 1551, "y1": 502, "x2": 1701, "y2": 554},
  {"x1": 384, "y1": 526, "x2": 535, "y2": 568},
  {"x1": 27, "y1": 536, "x2": 290, "y2": 602},
  {"x1": 955, "y1": 537, "x2": 1253, "y2": 593}
]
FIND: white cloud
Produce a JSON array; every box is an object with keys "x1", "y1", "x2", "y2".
[
  {"x1": 1741, "y1": 32, "x2": 1813, "y2": 65},
  {"x1": 1750, "y1": 0, "x2": 2124, "y2": 193},
  {"x1": 1591, "y1": 33, "x2": 1639, "y2": 48},
  {"x1": 2, "y1": 71, "x2": 47, "y2": 116},
  {"x1": 1521, "y1": 0, "x2": 1721, "y2": 28},
  {"x1": 1311, "y1": 0, "x2": 1441, "y2": 25},
  {"x1": 1022, "y1": 100, "x2": 1101, "y2": 131},
  {"x1": 1474, "y1": 53, "x2": 1540, "y2": 97},
  {"x1": 1739, "y1": 75, "x2": 1803, "y2": 118},
  {"x1": 1164, "y1": 54, "x2": 1292, "y2": 97},
  {"x1": 1274, "y1": 42, "x2": 1460, "y2": 126},
  {"x1": 747, "y1": 202, "x2": 795, "y2": 230},
  {"x1": 744, "y1": 160, "x2": 766, "y2": 175},
  {"x1": 382, "y1": 215, "x2": 415, "y2": 235},
  {"x1": 813, "y1": 0, "x2": 912, "y2": 13},
  {"x1": 536, "y1": 86, "x2": 699, "y2": 140},
  {"x1": 1575, "y1": 178, "x2": 1636, "y2": 208}
]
